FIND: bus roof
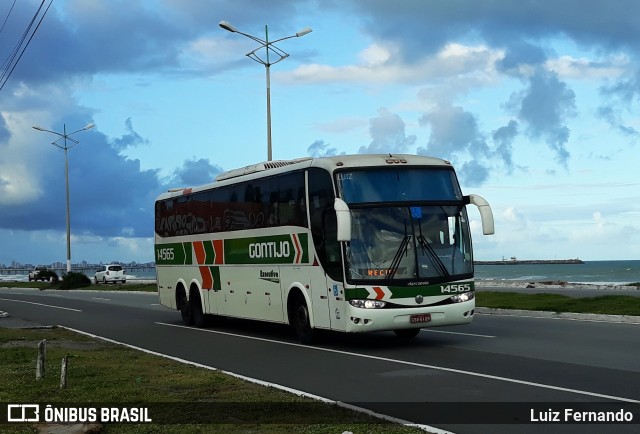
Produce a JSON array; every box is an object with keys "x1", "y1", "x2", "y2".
[{"x1": 157, "y1": 154, "x2": 452, "y2": 201}]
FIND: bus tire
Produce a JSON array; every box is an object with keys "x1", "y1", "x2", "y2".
[
  {"x1": 191, "y1": 289, "x2": 207, "y2": 328},
  {"x1": 394, "y1": 328, "x2": 420, "y2": 338},
  {"x1": 179, "y1": 291, "x2": 193, "y2": 325},
  {"x1": 291, "y1": 296, "x2": 314, "y2": 344}
]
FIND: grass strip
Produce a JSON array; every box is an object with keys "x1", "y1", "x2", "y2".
[
  {"x1": 0, "y1": 327, "x2": 424, "y2": 434},
  {"x1": 476, "y1": 291, "x2": 640, "y2": 316}
]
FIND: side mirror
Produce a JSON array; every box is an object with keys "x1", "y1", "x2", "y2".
[
  {"x1": 465, "y1": 194, "x2": 495, "y2": 235},
  {"x1": 334, "y1": 198, "x2": 352, "y2": 242}
]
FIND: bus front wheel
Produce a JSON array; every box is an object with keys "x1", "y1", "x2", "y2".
[
  {"x1": 291, "y1": 296, "x2": 314, "y2": 345},
  {"x1": 394, "y1": 328, "x2": 420, "y2": 338}
]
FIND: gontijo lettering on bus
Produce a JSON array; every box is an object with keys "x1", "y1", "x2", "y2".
[{"x1": 155, "y1": 233, "x2": 308, "y2": 266}]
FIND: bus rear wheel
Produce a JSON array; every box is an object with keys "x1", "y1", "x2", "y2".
[
  {"x1": 394, "y1": 328, "x2": 421, "y2": 338},
  {"x1": 291, "y1": 296, "x2": 314, "y2": 344},
  {"x1": 179, "y1": 292, "x2": 193, "y2": 325},
  {"x1": 191, "y1": 290, "x2": 207, "y2": 328}
]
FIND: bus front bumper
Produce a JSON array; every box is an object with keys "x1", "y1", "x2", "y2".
[{"x1": 343, "y1": 299, "x2": 475, "y2": 333}]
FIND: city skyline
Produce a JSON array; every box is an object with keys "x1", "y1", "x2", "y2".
[{"x1": 1, "y1": 259, "x2": 156, "y2": 270}]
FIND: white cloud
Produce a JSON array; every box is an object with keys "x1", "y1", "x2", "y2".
[
  {"x1": 184, "y1": 36, "x2": 248, "y2": 68},
  {"x1": 0, "y1": 164, "x2": 42, "y2": 205},
  {"x1": 503, "y1": 206, "x2": 524, "y2": 223},
  {"x1": 281, "y1": 43, "x2": 503, "y2": 86},
  {"x1": 545, "y1": 54, "x2": 629, "y2": 80},
  {"x1": 358, "y1": 43, "x2": 394, "y2": 66}
]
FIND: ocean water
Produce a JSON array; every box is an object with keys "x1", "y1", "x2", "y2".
[
  {"x1": 474, "y1": 260, "x2": 640, "y2": 285},
  {"x1": 2, "y1": 261, "x2": 639, "y2": 286}
]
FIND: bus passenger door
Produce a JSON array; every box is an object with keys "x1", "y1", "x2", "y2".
[
  {"x1": 327, "y1": 279, "x2": 346, "y2": 331},
  {"x1": 306, "y1": 267, "x2": 331, "y2": 329},
  {"x1": 322, "y1": 209, "x2": 347, "y2": 331}
]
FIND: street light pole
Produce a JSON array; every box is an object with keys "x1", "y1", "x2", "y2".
[
  {"x1": 32, "y1": 123, "x2": 95, "y2": 272},
  {"x1": 219, "y1": 20, "x2": 312, "y2": 161}
]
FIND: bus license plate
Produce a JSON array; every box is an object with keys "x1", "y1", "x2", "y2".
[{"x1": 410, "y1": 314, "x2": 431, "y2": 324}]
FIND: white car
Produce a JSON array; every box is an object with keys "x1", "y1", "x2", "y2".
[
  {"x1": 28, "y1": 266, "x2": 50, "y2": 281},
  {"x1": 94, "y1": 265, "x2": 126, "y2": 284}
]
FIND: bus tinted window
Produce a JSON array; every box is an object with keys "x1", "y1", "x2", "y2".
[
  {"x1": 336, "y1": 168, "x2": 462, "y2": 203},
  {"x1": 155, "y1": 171, "x2": 307, "y2": 237}
]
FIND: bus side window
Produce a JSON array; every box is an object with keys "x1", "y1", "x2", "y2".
[
  {"x1": 268, "y1": 172, "x2": 307, "y2": 228},
  {"x1": 308, "y1": 168, "x2": 342, "y2": 280},
  {"x1": 322, "y1": 209, "x2": 342, "y2": 281}
]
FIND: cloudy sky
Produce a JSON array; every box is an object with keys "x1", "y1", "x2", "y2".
[{"x1": 1, "y1": 0, "x2": 639, "y2": 266}]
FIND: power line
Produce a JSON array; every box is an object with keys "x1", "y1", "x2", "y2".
[
  {"x1": 0, "y1": 0, "x2": 52, "y2": 93},
  {"x1": 0, "y1": 0, "x2": 17, "y2": 33}
]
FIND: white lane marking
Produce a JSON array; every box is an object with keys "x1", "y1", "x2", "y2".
[
  {"x1": 61, "y1": 326, "x2": 448, "y2": 434},
  {"x1": 0, "y1": 298, "x2": 81, "y2": 312},
  {"x1": 157, "y1": 322, "x2": 640, "y2": 404},
  {"x1": 422, "y1": 329, "x2": 496, "y2": 338},
  {"x1": 92, "y1": 297, "x2": 110, "y2": 301}
]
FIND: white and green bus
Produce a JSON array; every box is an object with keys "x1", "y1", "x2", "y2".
[{"x1": 155, "y1": 154, "x2": 494, "y2": 343}]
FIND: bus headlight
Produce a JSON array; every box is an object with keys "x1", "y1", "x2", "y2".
[
  {"x1": 450, "y1": 292, "x2": 475, "y2": 303},
  {"x1": 349, "y1": 299, "x2": 387, "y2": 309}
]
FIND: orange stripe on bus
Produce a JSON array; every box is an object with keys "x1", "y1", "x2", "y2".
[
  {"x1": 193, "y1": 241, "x2": 206, "y2": 265},
  {"x1": 199, "y1": 266, "x2": 213, "y2": 290},
  {"x1": 213, "y1": 239, "x2": 224, "y2": 264},
  {"x1": 373, "y1": 286, "x2": 385, "y2": 300}
]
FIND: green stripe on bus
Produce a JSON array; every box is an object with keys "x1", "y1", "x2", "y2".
[
  {"x1": 344, "y1": 281, "x2": 474, "y2": 300},
  {"x1": 156, "y1": 233, "x2": 309, "y2": 266},
  {"x1": 155, "y1": 243, "x2": 190, "y2": 265},
  {"x1": 210, "y1": 266, "x2": 221, "y2": 291},
  {"x1": 224, "y1": 233, "x2": 309, "y2": 265},
  {"x1": 344, "y1": 287, "x2": 370, "y2": 300},
  {"x1": 204, "y1": 241, "x2": 215, "y2": 264},
  {"x1": 183, "y1": 242, "x2": 192, "y2": 265}
]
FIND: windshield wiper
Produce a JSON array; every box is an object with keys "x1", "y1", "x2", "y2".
[
  {"x1": 385, "y1": 234, "x2": 411, "y2": 281},
  {"x1": 416, "y1": 220, "x2": 450, "y2": 277},
  {"x1": 382, "y1": 218, "x2": 413, "y2": 281},
  {"x1": 417, "y1": 235, "x2": 449, "y2": 277}
]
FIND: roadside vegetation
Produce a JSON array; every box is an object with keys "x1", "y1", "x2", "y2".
[
  {"x1": 0, "y1": 327, "x2": 424, "y2": 434},
  {"x1": 476, "y1": 291, "x2": 640, "y2": 316}
]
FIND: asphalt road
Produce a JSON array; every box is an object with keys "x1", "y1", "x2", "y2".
[{"x1": 1, "y1": 288, "x2": 639, "y2": 434}]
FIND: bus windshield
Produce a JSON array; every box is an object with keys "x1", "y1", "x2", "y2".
[
  {"x1": 336, "y1": 168, "x2": 463, "y2": 203},
  {"x1": 345, "y1": 206, "x2": 473, "y2": 283},
  {"x1": 336, "y1": 167, "x2": 472, "y2": 283}
]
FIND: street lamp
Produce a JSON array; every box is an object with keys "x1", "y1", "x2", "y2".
[
  {"x1": 32, "y1": 123, "x2": 95, "y2": 272},
  {"x1": 219, "y1": 20, "x2": 312, "y2": 161}
]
